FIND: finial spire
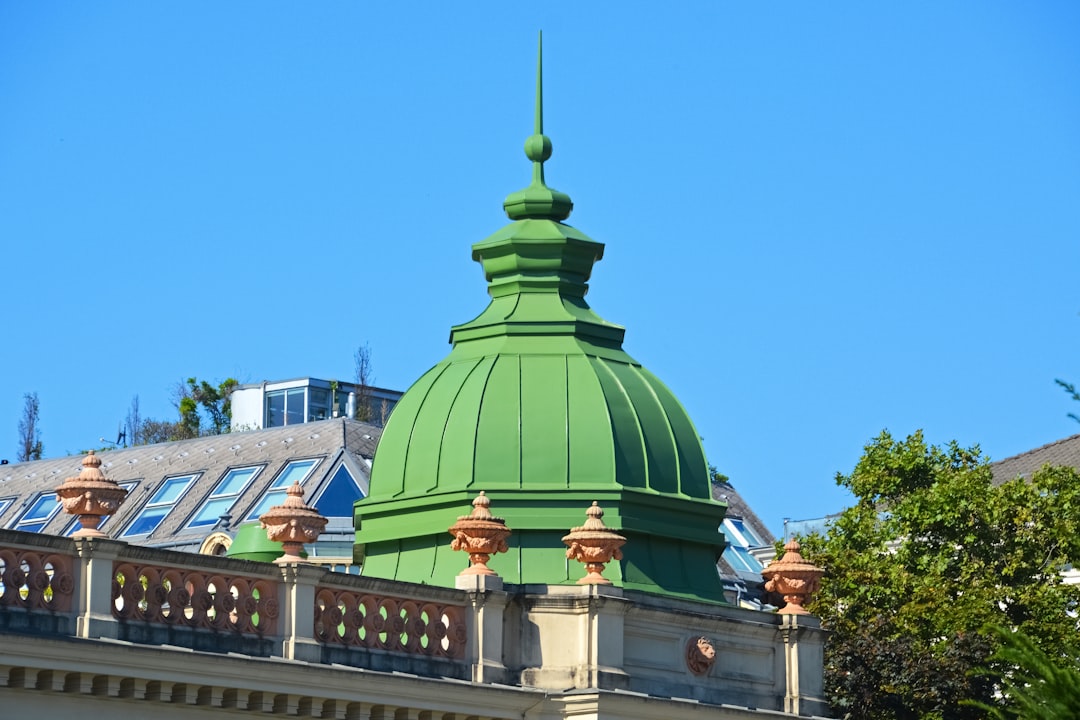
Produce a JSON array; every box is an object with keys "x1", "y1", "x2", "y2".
[
  {"x1": 535, "y1": 30, "x2": 544, "y2": 137},
  {"x1": 503, "y1": 31, "x2": 573, "y2": 222}
]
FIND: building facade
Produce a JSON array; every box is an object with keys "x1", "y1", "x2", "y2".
[{"x1": 0, "y1": 44, "x2": 829, "y2": 719}]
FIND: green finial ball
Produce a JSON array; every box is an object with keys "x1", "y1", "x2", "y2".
[{"x1": 524, "y1": 133, "x2": 552, "y2": 163}]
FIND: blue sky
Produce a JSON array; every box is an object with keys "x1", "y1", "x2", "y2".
[{"x1": 2, "y1": 3, "x2": 1079, "y2": 535}]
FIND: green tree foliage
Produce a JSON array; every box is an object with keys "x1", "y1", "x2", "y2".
[
  {"x1": 175, "y1": 377, "x2": 238, "y2": 438},
  {"x1": 16, "y1": 392, "x2": 43, "y2": 461},
  {"x1": 1054, "y1": 378, "x2": 1080, "y2": 422},
  {"x1": 800, "y1": 431, "x2": 1080, "y2": 720},
  {"x1": 971, "y1": 626, "x2": 1080, "y2": 720}
]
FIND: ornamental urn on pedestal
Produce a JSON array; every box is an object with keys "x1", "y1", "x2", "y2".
[
  {"x1": 562, "y1": 501, "x2": 627, "y2": 585},
  {"x1": 448, "y1": 491, "x2": 511, "y2": 577},
  {"x1": 761, "y1": 539, "x2": 824, "y2": 615},
  {"x1": 259, "y1": 481, "x2": 328, "y2": 564},
  {"x1": 55, "y1": 450, "x2": 129, "y2": 538}
]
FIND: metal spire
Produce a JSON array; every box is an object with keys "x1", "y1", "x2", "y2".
[{"x1": 503, "y1": 31, "x2": 573, "y2": 222}]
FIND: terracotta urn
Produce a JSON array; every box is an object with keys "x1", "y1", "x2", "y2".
[
  {"x1": 761, "y1": 539, "x2": 824, "y2": 615},
  {"x1": 259, "y1": 482, "x2": 328, "y2": 564},
  {"x1": 448, "y1": 491, "x2": 511, "y2": 577},
  {"x1": 562, "y1": 501, "x2": 626, "y2": 585},
  {"x1": 55, "y1": 450, "x2": 129, "y2": 537}
]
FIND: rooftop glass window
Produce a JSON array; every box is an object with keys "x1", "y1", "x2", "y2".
[
  {"x1": 265, "y1": 388, "x2": 306, "y2": 427},
  {"x1": 186, "y1": 466, "x2": 262, "y2": 529},
  {"x1": 0, "y1": 497, "x2": 14, "y2": 520},
  {"x1": 244, "y1": 459, "x2": 320, "y2": 521},
  {"x1": 723, "y1": 517, "x2": 766, "y2": 548},
  {"x1": 122, "y1": 474, "x2": 198, "y2": 538},
  {"x1": 308, "y1": 388, "x2": 331, "y2": 422},
  {"x1": 723, "y1": 545, "x2": 765, "y2": 573},
  {"x1": 9, "y1": 493, "x2": 63, "y2": 533}
]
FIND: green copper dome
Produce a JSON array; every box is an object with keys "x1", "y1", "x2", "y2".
[{"x1": 355, "y1": 39, "x2": 728, "y2": 602}]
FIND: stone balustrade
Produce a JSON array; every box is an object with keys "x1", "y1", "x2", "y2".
[
  {"x1": 112, "y1": 560, "x2": 279, "y2": 634},
  {"x1": 0, "y1": 543, "x2": 75, "y2": 613},
  {"x1": 314, "y1": 583, "x2": 468, "y2": 659},
  {"x1": 0, "y1": 528, "x2": 827, "y2": 715}
]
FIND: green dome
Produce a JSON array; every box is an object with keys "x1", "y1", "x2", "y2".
[{"x1": 355, "y1": 45, "x2": 727, "y2": 602}]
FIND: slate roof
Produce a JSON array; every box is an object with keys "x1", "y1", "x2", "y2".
[
  {"x1": 712, "y1": 480, "x2": 776, "y2": 607},
  {"x1": 991, "y1": 433, "x2": 1080, "y2": 483},
  {"x1": 0, "y1": 418, "x2": 383, "y2": 550}
]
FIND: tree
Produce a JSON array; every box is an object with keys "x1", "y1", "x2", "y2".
[
  {"x1": 173, "y1": 377, "x2": 238, "y2": 438},
  {"x1": 353, "y1": 343, "x2": 375, "y2": 422},
  {"x1": 124, "y1": 395, "x2": 141, "y2": 447},
  {"x1": 799, "y1": 431, "x2": 1080, "y2": 720},
  {"x1": 971, "y1": 626, "x2": 1080, "y2": 720},
  {"x1": 137, "y1": 418, "x2": 180, "y2": 445},
  {"x1": 16, "y1": 392, "x2": 43, "y2": 462},
  {"x1": 1054, "y1": 378, "x2": 1080, "y2": 422}
]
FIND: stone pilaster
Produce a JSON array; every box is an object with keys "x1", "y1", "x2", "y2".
[{"x1": 73, "y1": 537, "x2": 127, "y2": 640}]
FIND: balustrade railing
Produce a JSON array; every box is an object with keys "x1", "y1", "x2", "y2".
[
  {"x1": 113, "y1": 561, "x2": 279, "y2": 634},
  {"x1": 314, "y1": 585, "x2": 468, "y2": 659},
  {"x1": 0, "y1": 530, "x2": 473, "y2": 678},
  {"x1": 0, "y1": 545, "x2": 75, "y2": 613}
]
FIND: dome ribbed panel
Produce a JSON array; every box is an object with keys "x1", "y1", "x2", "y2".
[
  {"x1": 606, "y1": 360, "x2": 681, "y2": 495},
  {"x1": 473, "y1": 355, "x2": 522, "y2": 489},
  {"x1": 369, "y1": 363, "x2": 448, "y2": 498},
  {"x1": 639, "y1": 366, "x2": 710, "y2": 498},
  {"x1": 589, "y1": 358, "x2": 648, "y2": 489},
  {"x1": 403, "y1": 358, "x2": 483, "y2": 495},
  {"x1": 520, "y1": 355, "x2": 570, "y2": 488},
  {"x1": 566, "y1": 355, "x2": 617, "y2": 489},
  {"x1": 438, "y1": 356, "x2": 497, "y2": 492}
]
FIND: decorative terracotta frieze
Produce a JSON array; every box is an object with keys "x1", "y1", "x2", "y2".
[
  {"x1": 448, "y1": 492, "x2": 511, "y2": 577},
  {"x1": 562, "y1": 501, "x2": 626, "y2": 585},
  {"x1": 259, "y1": 482, "x2": 328, "y2": 564},
  {"x1": 55, "y1": 450, "x2": 129, "y2": 537},
  {"x1": 761, "y1": 539, "x2": 824, "y2": 615}
]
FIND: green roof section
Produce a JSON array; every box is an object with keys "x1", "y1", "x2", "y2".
[
  {"x1": 356, "y1": 35, "x2": 728, "y2": 603},
  {"x1": 227, "y1": 522, "x2": 306, "y2": 563}
]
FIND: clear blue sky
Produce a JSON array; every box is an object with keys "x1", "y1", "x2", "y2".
[{"x1": 3, "y1": 3, "x2": 1079, "y2": 535}]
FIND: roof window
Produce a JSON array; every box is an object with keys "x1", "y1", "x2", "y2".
[
  {"x1": 9, "y1": 493, "x2": 64, "y2": 533},
  {"x1": 244, "y1": 459, "x2": 320, "y2": 521},
  {"x1": 186, "y1": 466, "x2": 262, "y2": 529},
  {"x1": 121, "y1": 474, "x2": 199, "y2": 538}
]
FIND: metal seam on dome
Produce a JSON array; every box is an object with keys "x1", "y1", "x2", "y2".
[
  {"x1": 627, "y1": 363, "x2": 683, "y2": 497},
  {"x1": 516, "y1": 353, "x2": 524, "y2": 490},
  {"x1": 432, "y1": 357, "x2": 485, "y2": 495},
  {"x1": 399, "y1": 363, "x2": 454, "y2": 499},
  {"x1": 563, "y1": 354, "x2": 571, "y2": 490},
  {"x1": 503, "y1": 287, "x2": 523, "y2": 320},
  {"x1": 590, "y1": 356, "x2": 650, "y2": 492},
  {"x1": 468, "y1": 355, "x2": 503, "y2": 491},
  {"x1": 638, "y1": 365, "x2": 711, "y2": 499}
]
